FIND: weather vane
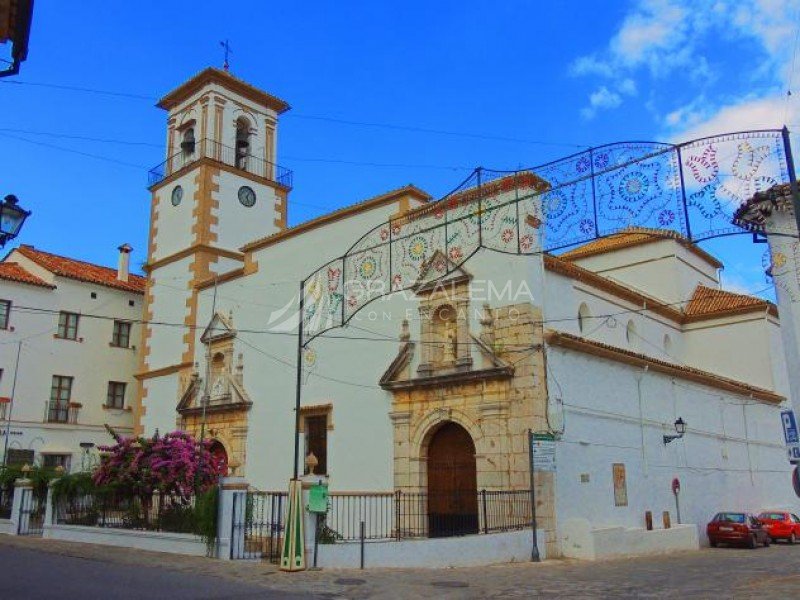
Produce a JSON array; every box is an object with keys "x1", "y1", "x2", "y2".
[{"x1": 220, "y1": 40, "x2": 232, "y2": 71}]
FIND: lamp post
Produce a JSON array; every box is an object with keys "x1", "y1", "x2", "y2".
[
  {"x1": 0, "y1": 195, "x2": 31, "y2": 247},
  {"x1": 663, "y1": 417, "x2": 687, "y2": 445}
]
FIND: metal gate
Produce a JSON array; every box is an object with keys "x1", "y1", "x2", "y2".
[
  {"x1": 17, "y1": 487, "x2": 43, "y2": 536},
  {"x1": 230, "y1": 491, "x2": 286, "y2": 562}
]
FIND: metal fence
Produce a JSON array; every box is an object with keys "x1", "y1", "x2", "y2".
[
  {"x1": 0, "y1": 485, "x2": 13, "y2": 520},
  {"x1": 324, "y1": 489, "x2": 532, "y2": 542},
  {"x1": 54, "y1": 491, "x2": 198, "y2": 534},
  {"x1": 16, "y1": 487, "x2": 44, "y2": 535},
  {"x1": 230, "y1": 490, "x2": 287, "y2": 562}
]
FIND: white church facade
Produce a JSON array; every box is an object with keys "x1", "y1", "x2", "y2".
[{"x1": 135, "y1": 68, "x2": 800, "y2": 558}]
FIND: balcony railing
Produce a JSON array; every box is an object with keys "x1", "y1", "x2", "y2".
[
  {"x1": 148, "y1": 138, "x2": 293, "y2": 189},
  {"x1": 45, "y1": 401, "x2": 80, "y2": 424}
]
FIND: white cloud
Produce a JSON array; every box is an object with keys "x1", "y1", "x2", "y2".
[
  {"x1": 570, "y1": 0, "x2": 800, "y2": 121},
  {"x1": 581, "y1": 87, "x2": 624, "y2": 120}
]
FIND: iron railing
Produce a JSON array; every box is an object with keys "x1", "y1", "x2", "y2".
[
  {"x1": 323, "y1": 489, "x2": 533, "y2": 542},
  {"x1": 55, "y1": 491, "x2": 198, "y2": 534},
  {"x1": 148, "y1": 138, "x2": 293, "y2": 188},
  {"x1": 0, "y1": 485, "x2": 12, "y2": 519},
  {"x1": 45, "y1": 401, "x2": 79, "y2": 424},
  {"x1": 230, "y1": 490, "x2": 287, "y2": 562},
  {"x1": 16, "y1": 487, "x2": 43, "y2": 535}
]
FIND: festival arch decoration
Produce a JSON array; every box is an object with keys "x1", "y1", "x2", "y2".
[{"x1": 300, "y1": 128, "x2": 796, "y2": 344}]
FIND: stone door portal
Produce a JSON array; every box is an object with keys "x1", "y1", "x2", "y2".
[{"x1": 426, "y1": 422, "x2": 478, "y2": 537}]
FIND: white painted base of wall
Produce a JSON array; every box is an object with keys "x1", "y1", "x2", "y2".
[
  {"x1": 560, "y1": 518, "x2": 699, "y2": 560},
  {"x1": 315, "y1": 529, "x2": 545, "y2": 569},
  {"x1": 44, "y1": 524, "x2": 209, "y2": 557},
  {"x1": 0, "y1": 519, "x2": 14, "y2": 535}
]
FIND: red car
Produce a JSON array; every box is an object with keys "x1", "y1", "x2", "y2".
[
  {"x1": 707, "y1": 512, "x2": 770, "y2": 548},
  {"x1": 757, "y1": 511, "x2": 800, "y2": 544}
]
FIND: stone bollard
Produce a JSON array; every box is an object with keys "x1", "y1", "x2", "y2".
[
  {"x1": 9, "y1": 477, "x2": 33, "y2": 535},
  {"x1": 216, "y1": 476, "x2": 248, "y2": 560}
]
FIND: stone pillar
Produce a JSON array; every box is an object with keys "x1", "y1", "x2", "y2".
[
  {"x1": 417, "y1": 306, "x2": 433, "y2": 376},
  {"x1": 301, "y1": 473, "x2": 329, "y2": 568},
  {"x1": 744, "y1": 187, "x2": 800, "y2": 425},
  {"x1": 390, "y1": 409, "x2": 412, "y2": 490},
  {"x1": 216, "y1": 476, "x2": 248, "y2": 560},
  {"x1": 455, "y1": 298, "x2": 472, "y2": 371},
  {"x1": 43, "y1": 478, "x2": 58, "y2": 533},
  {"x1": 9, "y1": 477, "x2": 32, "y2": 536}
]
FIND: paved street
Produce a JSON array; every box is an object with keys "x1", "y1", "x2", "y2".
[{"x1": 1, "y1": 535, "x2": 800, "y2": 599}]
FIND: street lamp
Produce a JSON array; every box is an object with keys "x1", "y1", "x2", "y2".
[
  {"x1": 0, "y1": 195, "x2": 31, "y2": 247},
  {"x1": 663, "y1": 417, "x2": 687, "y2": 445}
]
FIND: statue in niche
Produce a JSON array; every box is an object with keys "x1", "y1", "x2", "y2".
[{"x1": 443, "y1": 319, "x2": 457, "y2": 363}]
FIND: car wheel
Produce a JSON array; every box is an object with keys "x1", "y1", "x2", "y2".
[
  {"x1": 748, "y1": 534, "x2": 757, "y2": 549},
  {"x1": 709, "y1": 539, "x2": 718, "y2": 548},
  {"x1": 764, "y1": 536, "x2": 771, "y2": 547},
  {"x1": 790, "y1": 533, "x2": 797, "y2": 545}
]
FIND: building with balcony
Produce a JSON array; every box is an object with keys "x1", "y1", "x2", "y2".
[{"x1": 0, "y1": 244, "x2": 143, "y2": 471}]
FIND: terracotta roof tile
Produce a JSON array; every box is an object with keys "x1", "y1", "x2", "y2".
[
  {"x1": 0, "y1": 262, "x2": 55, "y2": 289},
  {"x1": 560, "y1": 226, "x2": 723, "y2": 268},
  {"x1": 15, "y1": 246, "x2": 146, "y2": 294},
  {"x1": 685, "y1": 284, "x2": 775, "y2": 317}
]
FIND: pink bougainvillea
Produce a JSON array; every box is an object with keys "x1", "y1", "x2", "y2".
[{"x1": 93, "y1": 430, "x2": 224, "y2": 498}]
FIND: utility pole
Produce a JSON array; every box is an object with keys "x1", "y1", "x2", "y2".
[{"x1": 1, "y1": 341, "x2": 23, "y2": 467}]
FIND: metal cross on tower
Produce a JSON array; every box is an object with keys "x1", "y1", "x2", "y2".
[{"x1": 220, "y1": 40, "x2": 232, "y2": 71}]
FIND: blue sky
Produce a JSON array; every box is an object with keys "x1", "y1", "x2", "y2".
[{"x1": 0, "y1": 0, "x2": 797, "y2": 297}]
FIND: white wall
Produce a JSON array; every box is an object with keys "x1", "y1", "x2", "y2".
[
  {"x1": 0, "y1": 270, "x2": 140, "y2": 469},
  {"x1": 548, "y1": 344, "x2": 800, "y2": 542}
]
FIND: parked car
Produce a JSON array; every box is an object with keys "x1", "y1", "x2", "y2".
[
  {"x1": 707, "y1": 512, "x2": 770, "y2": 548},
  {"x1": 757, "y1": 511, "x2": 800, "y2": 544}
]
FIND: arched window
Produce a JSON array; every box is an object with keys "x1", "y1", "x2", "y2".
[
  {"x1": 626, "y1": 320, "x2": 637, "y2": 347},
  {"x1": 235, "y1": 118, "x2": 251, "y2": 170},
  {"x1": 578, "y1": 302, "x2": 591, "y2": 334},
  {"x1": 180, "y1": 127, "x2": 195, "y2": 159}
]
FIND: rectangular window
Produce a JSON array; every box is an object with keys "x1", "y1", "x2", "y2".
[
  {"x1": 304, "y1": 415, "x2": 328, "y2": 476},
  {"x1": 111, "y1": 320, "x2": 131, "y2": 348},
  {"x1": 0, "y1": 300, "x2": 10, "y2": 329},
  {"x1": 49, "y1": 375, "x2": 73, "y2": 423},
  {"x1": 57, "y1": 311, "x2": 79, "y2": 340},
  {"x1": 106, "y1": 381, "x2": 126, "y2": 409},
  {"x1": 42, "y1": 454, "x2": 71, "y2": 472},
  {"x1": 6, "y1": 449, "x2": 34, "y2": 466}
]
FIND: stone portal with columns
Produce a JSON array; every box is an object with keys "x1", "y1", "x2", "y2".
[
  {"x1": 379, "y1": 255, "x2": 557, "y2": 551},
  {"x1": 177, "y1": 311, "x2": 252, "y2": 476}
]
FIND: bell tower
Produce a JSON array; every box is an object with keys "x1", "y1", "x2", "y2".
[{"x1": 135, "y1": 68, "x2": 292, "y2": 435}]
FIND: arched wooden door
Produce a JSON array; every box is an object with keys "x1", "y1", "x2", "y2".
[
  {"x1": 209, "y1": 441, "x2": 229, "y2": 477},
  {"x1": 426, "y1": 422, "x2": 478, "y2": 537}
]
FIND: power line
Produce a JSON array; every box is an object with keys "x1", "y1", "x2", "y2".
[{"x1": 0, "y1": 78, "x2": 589, "y2": 149}]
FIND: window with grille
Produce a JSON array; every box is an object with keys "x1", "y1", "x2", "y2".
[
  {"x1": 111, "y1": 320, "x2": 131, "y2": 348},
  {"x1": 0, "y1": 300, "x2": 10, "y2": 329},
  {"x1": 6, "y1": 449, "x2": 33, "y2": 466},
  {"x1": 106, "y1": 381, "x2": 126, "y2": 409},
  {"x1": 57, "y1": 311, "x2": 79, "y2": 340},
  {"x1": 304, "y1": 415, "x2": 328, "y2": 476},
  {"x1": 42, "y1": 454, "x2": 71, "y2": 472},
  {"x1": 49, "y1": 375, "x2": 73, "y2": 422}
]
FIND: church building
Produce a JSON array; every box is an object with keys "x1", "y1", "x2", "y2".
[{"x1": 135, "y1": 68, "x2": 800, "y2": 558}]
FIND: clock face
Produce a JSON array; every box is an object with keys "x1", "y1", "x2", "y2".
[
  {"x1": 238, "y1": 186, "x2": 256, "y2": 207},
  {"x1": 171, "y1": 185, "x2": 183, "y2": 206}
]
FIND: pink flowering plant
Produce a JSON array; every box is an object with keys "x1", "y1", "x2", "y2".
[{"x1": 93, "y1": 429, "x2": 223, "y2": 499}]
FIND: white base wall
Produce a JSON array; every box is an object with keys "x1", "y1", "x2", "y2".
[
  {"x1": 560, "y1": 518, "x2": 699, "y2": 560},
  {"x1": 44, "y1": 524, "x2": 208, "y2": 557},
  {"x1": 0, "y1": 519, "x2": 14, "y2": 535},
  {"x1": 315, "y1": 529, "x2": 545, "y2": 569}
]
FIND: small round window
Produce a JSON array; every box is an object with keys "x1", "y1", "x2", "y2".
[
  {"x1": 238, "y1": 186, "x2": 256, "y2": 207},
  {"x1": 171, "y1": 185, "x2": 183, "y2": 206}
]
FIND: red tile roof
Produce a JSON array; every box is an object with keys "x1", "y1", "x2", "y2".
[
  {"x1": 560, "y1": 226, "x2": 723, "y2": 268},
  {"x1": 685, "y1": 284, "x2": 776, "y2": 318},
  {"x1": 0, "y1": 262, "x2": 55, "y2": 289},
  {"x1": 15, "y1": 245, "x2": 146, "y2": 294}
]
